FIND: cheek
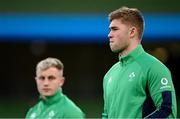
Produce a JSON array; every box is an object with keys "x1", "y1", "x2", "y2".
[
  {"x1": 36, "y1": 80, "x2": 41, "y2": 87},
  {"x1": 115, "y1": 31, "x2": 124, "y2": 39},
  {"x1": 36, "y1": 80, "x2": 45, "y2": 89},
  {"x1": 53, "y1": 81, "x2": 61, "y2": 88},
  {"x1": 115, "y1": 34, "x2": 123, "y2": 44},
  {"x1": 117, "y1": 32, "x2": 128, "y2": 41},
  {"x1": 57, "y1": 80, "x2": 63, "y2": 87}
]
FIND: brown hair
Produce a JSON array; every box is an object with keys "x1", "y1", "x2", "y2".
[{"x1": 109, "y1": 6, "x2": 145, "y2": 39}]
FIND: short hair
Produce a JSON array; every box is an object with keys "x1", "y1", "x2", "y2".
[
  {"x1": 36, "y1": 57, "x2": 64, "y2": 75},
  {"x1": 109, "y1": 6, "x2": 145, "y2": 39}
]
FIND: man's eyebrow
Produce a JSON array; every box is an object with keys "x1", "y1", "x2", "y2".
[{"x1": 109, "y1": 26, "x2": 118, "y2": 29}]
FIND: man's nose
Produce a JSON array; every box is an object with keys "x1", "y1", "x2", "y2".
[
  {"x1": 43, "y1": 79, "x2": 49, "y2": 85},
  {"x1": 108, "y1": 31, "x2": 112, "y2": 39}
]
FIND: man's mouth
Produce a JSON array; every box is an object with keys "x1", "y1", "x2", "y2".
[{"x1": 42, "y1": 88, "x2": 51, "y2": 92}]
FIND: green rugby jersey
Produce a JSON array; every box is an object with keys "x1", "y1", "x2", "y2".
[
  {"x1": 102, "y1": 45, "x2": 177, "y2": 118},
  {"x1": 26, "y1": 89, "x2": 85, "y2": 119}
]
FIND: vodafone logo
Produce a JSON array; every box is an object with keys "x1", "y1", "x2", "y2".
[
  {"x1": 160, "y1": 77, "x2": 171, "y2": 90},
  {"x1": 161, "y1": 78, "x2": 168, "y2": 85}
]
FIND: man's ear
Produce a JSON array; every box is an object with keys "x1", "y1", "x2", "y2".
[
  {"x1": 129, "y1": 27, "x2": 136, "y2": 38},
  {"x1": 59, "y1": 77, "x2": 65, "y2": 87}
]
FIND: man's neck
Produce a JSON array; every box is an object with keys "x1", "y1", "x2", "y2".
[{"x1": 119, "y1": 42, "x2": 140, "y2": 57}]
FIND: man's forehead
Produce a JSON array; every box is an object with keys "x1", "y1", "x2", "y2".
[
  {"x1": 36, "y1": 67, "x2": 62, "y2": 75},
  {"x1": 110, "y1": 19, "x2": 122, "y2": 26},
  {"x1": 109, "y1": 23, "x2": 119, "y2": 29}
]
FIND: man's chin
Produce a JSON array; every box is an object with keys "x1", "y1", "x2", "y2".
[
  {"x1": 111, "y1": 49, "x2": 120, "y2": 53},
  {"x1": 41, "y1": 92, "x2": 54, "y2": 97}
]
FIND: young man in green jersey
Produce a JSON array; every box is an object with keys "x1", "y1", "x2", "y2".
[
  {"x1": 102, "y1": 6, "x2": 177, "y2": 118},
  {"x1": 26, "y1": 57, "x2": 85, "y2": 118}
]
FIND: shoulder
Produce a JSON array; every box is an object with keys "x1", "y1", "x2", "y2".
[
  {"x1": 104, "y1": 62, "x2": 120, "y2": 78},
  {"x1": 60, "y1": 95, "x2": 85, "y2": 118},
  {"x1": 136, "y1": 52, "x2": 169, "y2": 72},
  {"x1": 25, "y1": 101, "x2": 41, "y2": 118}
]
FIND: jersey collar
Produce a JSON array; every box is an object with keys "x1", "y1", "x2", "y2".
[
  {"x1": 118, "y1": 44, "x2": 145, "y2": 65},
  {"x1": 40, "y1": 89, "x2": 63, "y2": 105}
]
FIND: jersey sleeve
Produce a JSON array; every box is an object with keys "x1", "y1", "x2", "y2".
[
  {"x1": 102, "y1": 78, "x2": 108, "y2": 119},
  {"x1": 101, "y1": 74, "x2": 108, "y2": 119},
  {"x1": 146, "y1": 62, "x2": 177, "y2": 118},
  {"x1": 148, "y1": 62, "x2": 175, "y2": 94}
]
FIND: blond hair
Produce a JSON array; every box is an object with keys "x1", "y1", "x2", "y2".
[{"x1": 36, "y1": 57, "x2": 64, "y2": 75}]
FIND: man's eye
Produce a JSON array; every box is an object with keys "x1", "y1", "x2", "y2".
[
  {"x1": 112, "y1": 28, "x2": 118, "y2": 31},
  {"x1": 38, "y1": 76, "x2": 45, "y2": 80},
  {"x1": 48, "y1": 76, "x2": 56, "y2": 80}
]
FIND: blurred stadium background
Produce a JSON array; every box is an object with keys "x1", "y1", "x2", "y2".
[{"x1": 0, "y1": 0, "x2": 180, "y2": 118}]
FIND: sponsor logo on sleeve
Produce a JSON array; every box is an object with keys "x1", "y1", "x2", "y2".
[{"x1": 160, "y1": 77, "x2": 171, "y2": 89}]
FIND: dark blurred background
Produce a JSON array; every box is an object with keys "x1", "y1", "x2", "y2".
[{"x1": 0, "y1": 0, "x2": 180, "y2": 118}]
